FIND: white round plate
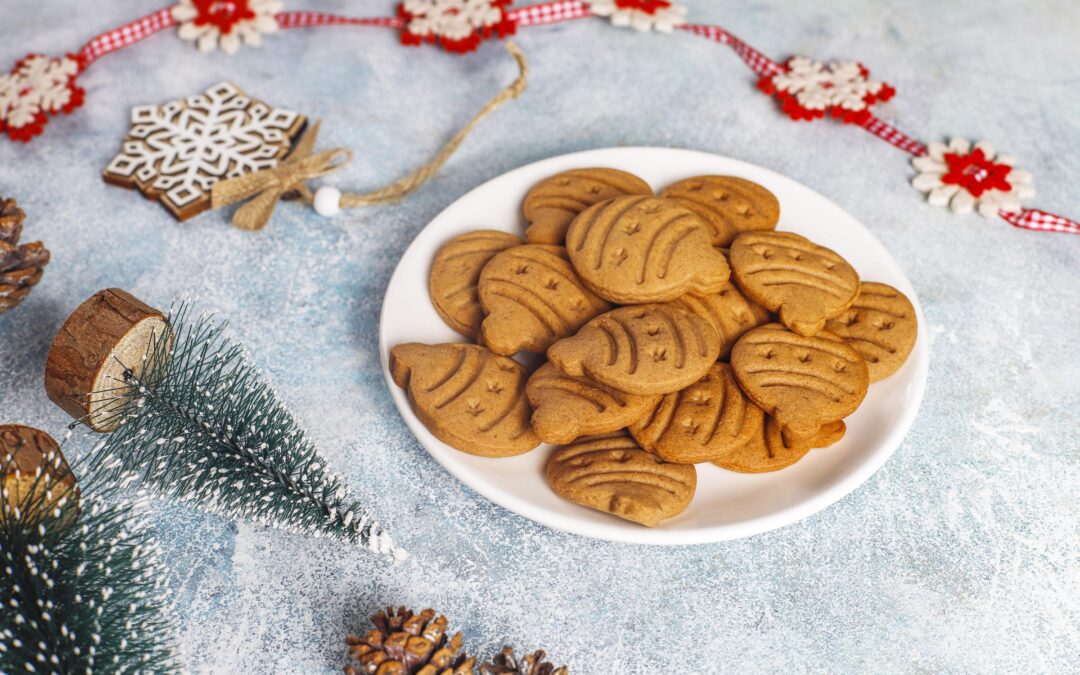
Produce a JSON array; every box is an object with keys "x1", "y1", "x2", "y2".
[{"x1": 380, "y1": 147, "x2": 928, "y2": 545}]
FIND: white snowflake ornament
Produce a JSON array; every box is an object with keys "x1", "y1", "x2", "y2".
[
  {"x1": 759, "y1": 56, "x2": 895, "y2": 124},
  {"x1": 911, "y1": 138, "x2": 1035, "y2": 217},
  {"x1": 171, "y1": 0, "x2": 283, "y2": 55},
  {"x1": 399, "y1": 0, "x2": 516, "y2": 53},
  {"x1": 0, "y1": 54, "x2": 84, "y2": 142},
  {"x1": 584, "y1": 0, "x2": 687, "y2": 33}
]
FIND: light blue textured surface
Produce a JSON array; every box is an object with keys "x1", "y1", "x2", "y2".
[{"x1": 1, "y1": 1, "x2": 1078, "y2": 672}]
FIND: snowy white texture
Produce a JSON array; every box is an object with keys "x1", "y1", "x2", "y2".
[
  {"x1": 0, "y1": 55, "x2": 78, "y2": 129},
  {"x1": 584, "y1": 0, "x2": 687, "y2": 33},
  {"x1": 171, "y1": 0, "x2": 283, "y2": 55},
  {"x1": 772, "y1": 56, "x2": 885, "y2": 111},
  {"x1": 911, "y1": 138, "x2": 1035, "y2": 218},
  {"x1": 403, "y1": 0, "x2": 505, "y2": 41},
  {"x1": 1, "y1": 0, "x2": 1079, "y2": 672}
]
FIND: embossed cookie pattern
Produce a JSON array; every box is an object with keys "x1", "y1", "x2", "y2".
[
  {"x1": 671, "y1": 282, "x2": 773, "y2": 359},
  {"x1": 825, "y1": 281, "x2": 917, "y2": 383},
  {"x1": 660, "y1": 175, "x2": 780, "y2": 246},
  {"x1": 429, "y1": 230, "x2": 523, "y2": 338},
  {"x1": 714, "y1": 416, "x2": 845, "y2": 473},
  {"x1": 523, "y1": 168, "x2": 652, "y2": 244}
]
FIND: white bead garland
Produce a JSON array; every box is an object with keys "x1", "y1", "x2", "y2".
[{"x1": 313, "y1": 186, "x2": 342, "y2": 217}]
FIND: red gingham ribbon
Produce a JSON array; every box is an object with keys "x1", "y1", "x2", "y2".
[
  {"x1": 678, "y1": 24, "x2": 782, "y2": 78},
  {"x1": 508, "y1": 0, "x2": 590, "y2": 27},
  {"x1": 276, "y1": 12, "x2": 404, "y2": 30},
  {"x1": 999, "y1": 209, "x2": 1080, "y2": 235},
  {"x1": 858, "y1": 115, "x2": 928, "y2": 156},
  {"x1": 77, "y1": 7, "x2": 176, "y2": 67}
]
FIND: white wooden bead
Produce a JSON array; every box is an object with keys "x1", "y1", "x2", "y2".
[{"x1": 313, "y1": 187, "x2": 342, "y2": 217}]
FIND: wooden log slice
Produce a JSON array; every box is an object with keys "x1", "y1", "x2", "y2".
[
  {"x1": 44, "y1": 288, "x2": 172, "y2": 432},
  {"x1": 0, "y1": 424, "x2": 77, "y2": 520}
]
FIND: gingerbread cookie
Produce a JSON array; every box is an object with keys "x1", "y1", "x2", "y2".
[
  {"x1": 548, "y1": 304, "x2": 721, "y2": 396},
  {"x1": 660, "y1": 175, "x2": 780, "y2": 246},
  {"x1": 523, "y1": 168, "x2": 652, "y2": 244},
  {"x1": 671, "y1": 282, "x2": 773, "y2": 359},
  {"x1": 526, "y1": 362, "x2": 661, "y2": 445},
  {"x1": 825, "y1": 281, "x2": 917, "y2": 383},
  {"x1": 565, "y1": 196, "x2": 730, "y2": 304},
  {"x1": 730, "y1": 231, "x2": 859, "y2": 336},
  {"x1": 389, "y1": 343, "x2": 539, "y2": 457},
  {"x1": 731, "y1": 323, "x2": 868, "y2": 438},
  {"x1": 479, "y1": 244, "x2": 611, "y2": 355},
  {"x1": 429, "y1": 230, "x2": 522, "y2": 338},
  {"x1": 629, "y1": 363, "x2": 765, "y2": 464},
  {"x1": 545, "y1": 431, "x2": 696, "y2": 527},
  {"x1": 714, "y1": 416, "x2": 845, "y2": 473}
]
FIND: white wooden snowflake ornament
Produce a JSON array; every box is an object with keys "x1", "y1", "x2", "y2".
[
  {"x1": 760, "y1": 56, "x2": 895, "y2": 123},
  {"x1": 584, "y1": 0, "x2": 687, "y2": 32},
  {"x1": 399, "y1": 0, "x2": 516, "y2": 53},
  {"x1": 911, "y1": 138, "x2": 1035, "y2": 217},
  {"x1": 0, "y1": 54, "x2": 83, "y2": 142},
  {"x1": 172, "y1": 0, "x2": 283, "y2": 54},
  {"x1": 103, "y1": 82, "x2": 306, "y2": 221}
]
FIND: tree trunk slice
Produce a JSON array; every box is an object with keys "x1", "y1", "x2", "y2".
[
  {"x1": 44, "y1": 288, "x2": 172, "y2": 432},
  {"x1": 0, "y1": 424, "x2": 77, "y2": 519}
]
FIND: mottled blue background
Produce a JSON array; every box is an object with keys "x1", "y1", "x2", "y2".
[{"x1": 1, "y1": 1, "x2": 1078, "y2": 672}]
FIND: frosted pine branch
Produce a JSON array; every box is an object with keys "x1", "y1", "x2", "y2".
[{"x1": 85, "y1": 304, "x2": 404, "y2": 560}]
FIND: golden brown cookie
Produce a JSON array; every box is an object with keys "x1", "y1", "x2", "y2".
[
  {"x1": 545, "y1": 431, "x2": 696, "y2": 527},
  {"x1": 565, "y1": 196, "x2": 730, "y2": 304},
  {"x1": 478, "y1": 244, "x2": 611, "y2": 355},
  {"x1": 429, "y1": 230, "x2": 523, "y2": 338},
  {"x1": 526, "y1": 363, "x2": 661, "y2": 445},
  {"x1": 730, "y1": 231, "x2": 859, "y2": 336},
  {"x1": 523, "y1": 168, "x2": 652, "y2": 244},
  {"x1": 825, "y1": 281, "x2": 918, "y2": 383},
  {"x1": 671, "y1": 281, "x2": 773, "y2": 359},
  {"x1": 660, "y1": 175, "x2": 780, "y2": 246},
  {"x1": 389, "y1": 343, "x2": 540, "y2": 457},
  {"x1": 629, "y1": 363, "x2": 765, "y2": 464},
  {"x1": 714, "y1": 416, "x2": 845, "y2": 473},
  {"x1": 548, "y1": 303, "x2": 722, "y2": 396},
  {"x1": 730, "y1": 323, "x2": 868, "y2": 438}
]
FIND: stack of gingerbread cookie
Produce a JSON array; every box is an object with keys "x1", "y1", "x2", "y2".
[{"x1": 391, "y1": 168, "x2": 917, "y2": 528}]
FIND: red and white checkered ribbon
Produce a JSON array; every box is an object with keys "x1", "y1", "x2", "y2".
[
  {"x1": 276, "y1": 12, "x2": 404, "y2": 30},
  {"x1": 508, "y1": 0, "x2": 590, "y2": 27},
  {"x1": 999, "y1": 209, "x2": 1080, "y2": 235},
  {"x1": 678, "y1": 23, "x2": 782, "y2": 78},
  {"x1": 77, "y1": 7, "x2": 176, "y2": 67},
  {"x1": 858, "y1": 115, "x2": 927, "y2": 156}
]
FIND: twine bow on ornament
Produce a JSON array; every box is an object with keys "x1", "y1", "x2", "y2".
[{"x1": 209, "y1": 42, "x2": 529, "y2": 231}]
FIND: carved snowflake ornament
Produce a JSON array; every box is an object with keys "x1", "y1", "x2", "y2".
[
  {"x1": 911, "y1": 138, "x2": 1035, "y2": 217},
  {"x1": 398, "y1": 0, "x2": 516, "y2": 53},
  {"x1": 758, "y1": 56, "x2": 895, "y2": 124},
  {"x1": 0, "y1": 54, "x2": 84, "y2": 142},
  {"x1": 172, "y1": 0, "x2": 283, "y2": 54},
  {"x1": 584, "y1": 0, "x2": 687, "y2": 32},
  {"x1": 103, "y1": 82, "x2": 306, "y2": 221}
]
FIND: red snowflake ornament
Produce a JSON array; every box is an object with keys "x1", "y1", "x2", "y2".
[
  {"x1": 0, "y1": 54, "x2": 85, "y2": 142},
  {"x1": 758, "y1": 56, "x2": 895, "y2": 124},
  {"x1": 398, "y1": 0, "x2": 517, "y2": 54}
]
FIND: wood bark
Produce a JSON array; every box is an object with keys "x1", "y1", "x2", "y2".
[{"x1": 0, "y1": 424, "x2": 76, "y2": 515}]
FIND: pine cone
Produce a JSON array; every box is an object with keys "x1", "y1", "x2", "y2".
[
  {"x1": 481, "y1": 647, "x2": 567, "y2": 675},
  {"x1": 346, "y1": 607, "x2": 477, "y2": 675},
  {"x1": 0, "y1": 197, "x2": 49, "y2": 315}
]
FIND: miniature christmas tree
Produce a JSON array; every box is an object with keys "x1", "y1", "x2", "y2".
[
  {"x1": 43, "y1": 289, "x2": 403, "y2": 560},
  {"x1": 0, "y1": 424, "x2": 178, "y2": 673}
]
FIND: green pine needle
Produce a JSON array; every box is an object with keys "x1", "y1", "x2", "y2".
[{"x1": 84, "y1": 302, "x2": 403, "y2": 560}]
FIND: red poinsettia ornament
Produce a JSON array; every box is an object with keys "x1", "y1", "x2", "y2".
[
  {"x1": 398, "y1": 0, "x2": 517, "y2": 53},
  {"x1": 758, "y1": 56, "x2": 895, "y2": 124},
  {"x1": 0, "y1": 54, "x2": 84, "y2": 142}
]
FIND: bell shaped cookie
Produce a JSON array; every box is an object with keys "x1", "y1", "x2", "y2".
[
  {"x1": 479, "y1": 245, "x2": 611, "y2": 355},
  {"x1": 731, "y1": 323, "x2": 867, "y2": 438},
  {"x1": 429, "y1": 230, "x2": 523, "y2": 338},
  {"x1": 825, "y1": 281, "x2": 917, "y2": 383},
  {"x1": 526, "y1": 362, "x2": 661, "y2": 445},
  {"x1": 548, "y1": 304, "x2": 721, "y2": 396},
  {"x1": 730, "y1": 231, "x2": 859, "y2": 336},
  {"x1": 546, "y1": 431, "x2": 696, "y2": 527},
  {"x1": 629, "y1": 363, "x2": 765, "y2": 464},
  {"x1": 714, "y1": 416, "x2": 845, "y2": 473},
  {"x1": 565, "y1": 196, "x2": 730, "y2": 304},
  {"x1": 390, "y1": 343, "x2": 539, "y2": 457},
  {"x1": 523, "y1": 168, "x2": 652, "y2": 245},
  {"x1": 661, "y1": 175, "x2": 780, "y2": 246}
]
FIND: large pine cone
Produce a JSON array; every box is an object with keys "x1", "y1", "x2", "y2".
[
  {"x1": 345, "y1": 607, "x2": 476, "y2": 675},
  {"x1": 0, "y1": 197, "x2": 50, "y2": 314},
  {"x1": 481, "y1": 647, "x2": 567, "y2": 675}
]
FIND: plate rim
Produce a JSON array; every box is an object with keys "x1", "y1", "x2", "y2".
[{"x1": 379, "y1": 146, "x2": 929, "y2": 545}]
